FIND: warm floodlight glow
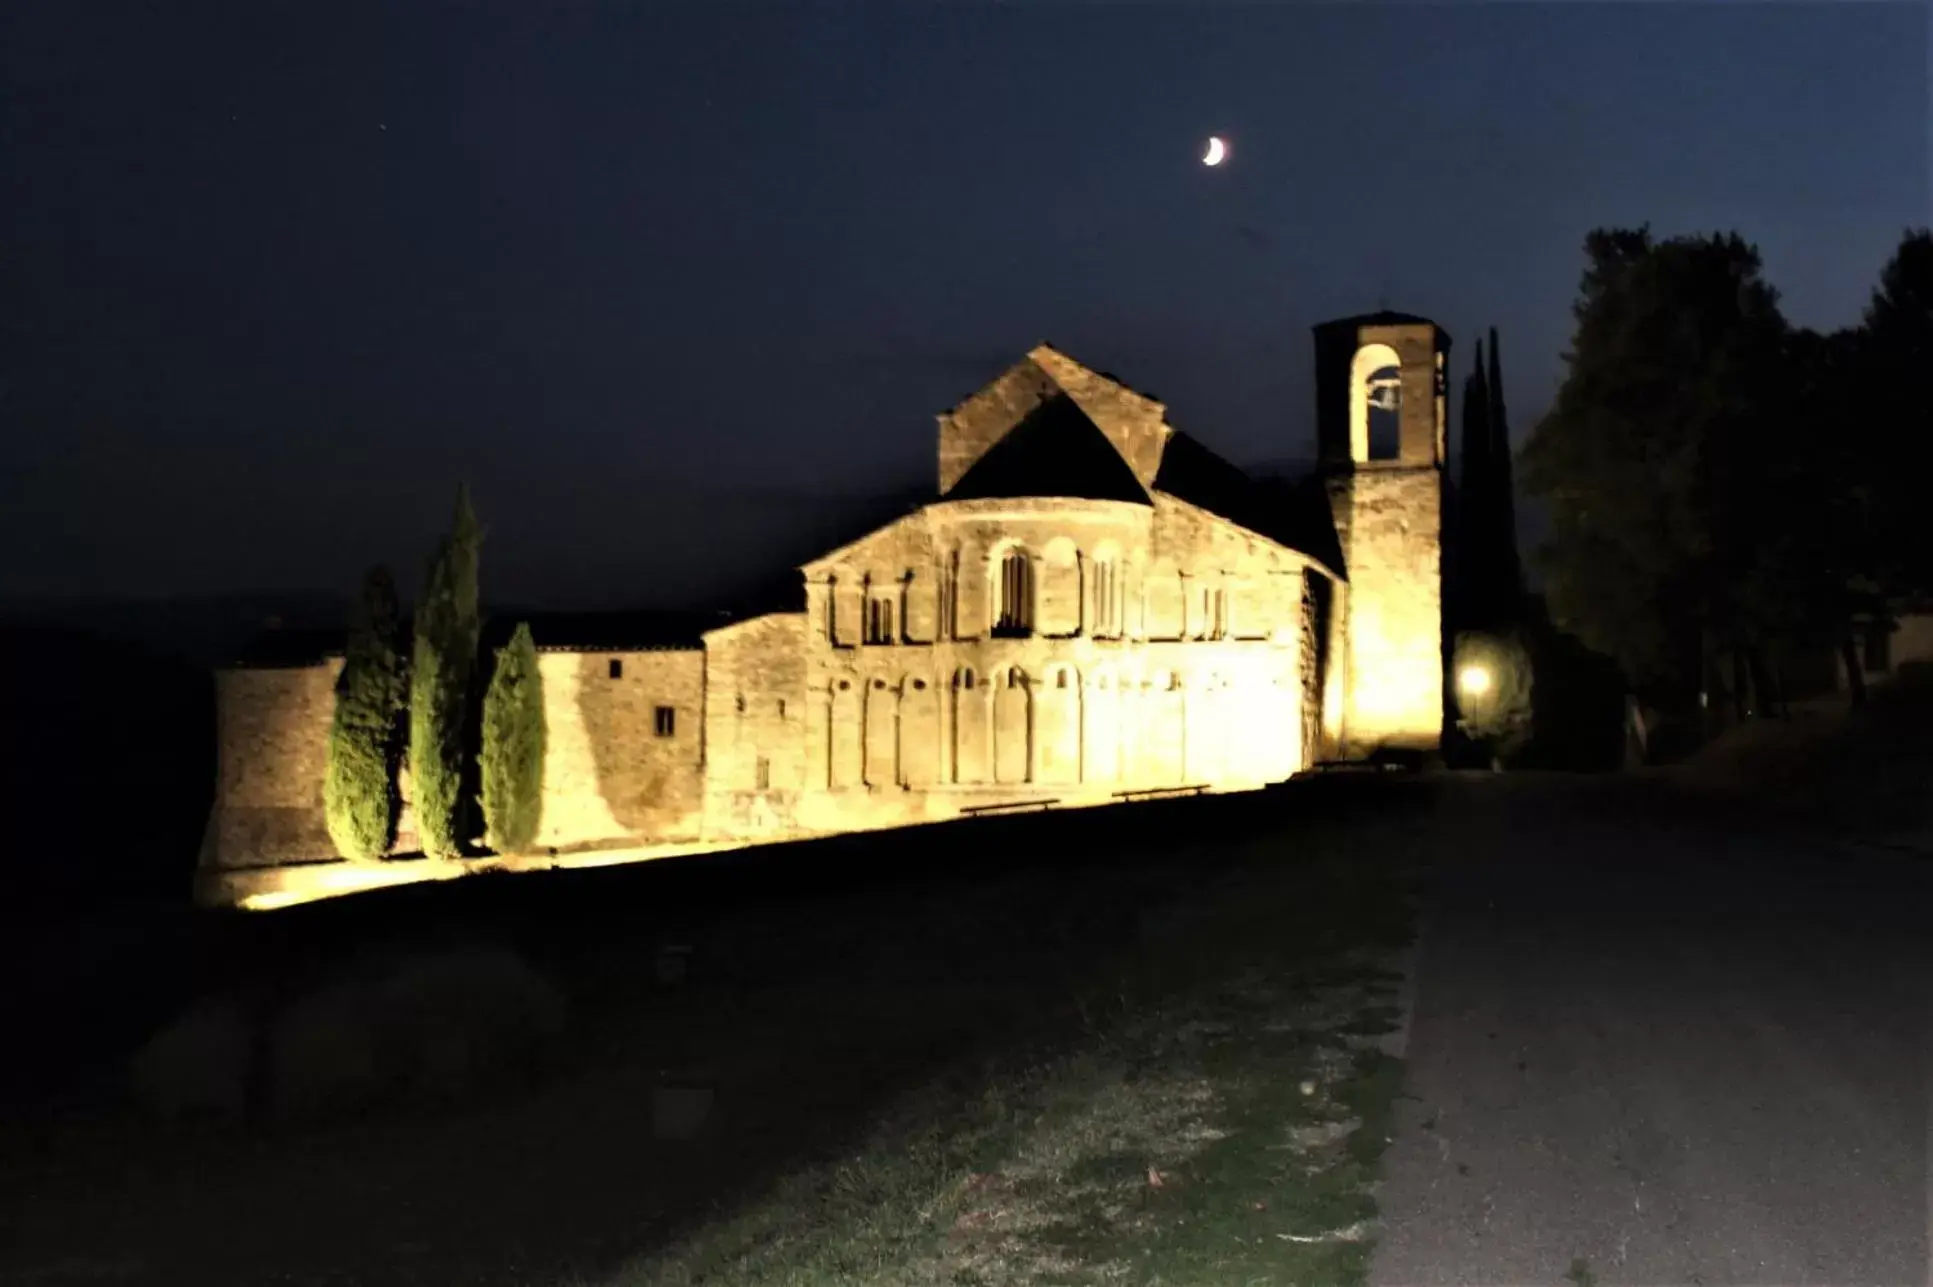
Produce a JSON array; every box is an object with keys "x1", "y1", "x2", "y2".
[
  {"x1": 1457, "y1": 664, "x2": 1492, "y2": 697},
  {"x1": 1202, "y1": 136, "x2": 1227, "y2": 167}
]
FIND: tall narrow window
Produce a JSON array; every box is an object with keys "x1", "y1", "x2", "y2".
[
  {"x1": 1366, "y1": 364, "x2": 1402, "y2": 460},
  {"x1": 939, "y1": 550, "x2": 959, "y2": 639},
  {"x1": 995, "y1": 550, "x2": 1034, "y2": 637},
  {"x1": 754, "y1": 756, "x2": 771, "y2": 791},
  {"x1": 866, "y1": 595, "x2": 896, "y2": 645},
  {"x1": 1091, "y1": 558, "x2": 1120, "y2": 638},
  {"x1": 654, "y1": 706, "x2": 676, "y2": 737},
  {"x1": 1206, "y1": 586, "x2": 1228, "y2": 640}
]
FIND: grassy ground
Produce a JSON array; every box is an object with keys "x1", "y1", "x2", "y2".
[
  {"x1": 3, "y1": 781, "x2": 1423, "y2": 1287},
  {"x1": 602, "y1": 806, "x2": 1419, "y2": 1287}
]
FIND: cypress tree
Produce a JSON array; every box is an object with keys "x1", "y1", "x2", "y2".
[
  {"x1": 1487, "y1": 327, "x2": 1525, "y2": 609},
  {"x1": 1458, "y1": 338, "x2": 1494, "y2": 627},
  {"x1": 408, "y1": 485, "x2": 484, "y2": 860},
  {"x1": 323, "y1": 565, "x2": 408, "y2": 861},
  {"x1": 480, "y1": 622, "x2": 546, "y2": 854}
]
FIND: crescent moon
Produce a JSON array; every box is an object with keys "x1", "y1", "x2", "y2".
[{"x1": 1202, "y1": 136, "x2": 1226, "y2": 167}]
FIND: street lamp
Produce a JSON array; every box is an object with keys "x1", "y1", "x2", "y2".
[{"x1": 1457, "y1": 663, "x2": 1492, "y2": 698}]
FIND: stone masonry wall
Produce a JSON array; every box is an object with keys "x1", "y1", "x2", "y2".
[
  {"x1": 784, "y1": 493, "x2": 1327, "y2": 838},
  {"x1": 1336, "y1": 466, "x2": 1443, "y2": 754},
  {"x1": 701, "y1": 613, "x2": 809, "y2": 841},
  {"x1": 209, "y1": 661, "x2": 342, "y2": 868},
  {"x1": 938, "y1": 358, "x2": 1062, "y2": 495},
  {"x1": 937, "y1": 347, "x2": 1171, "y2": 495},
  {"x1": 1026, "y1": 347, "x2": 1171, "y2": 487},
  {"x1": 207, "y1": 646, "x2": 712, "y2": 870},
  {"x1": 536, "y1": 648, "x2": 704, "y2": 852}
]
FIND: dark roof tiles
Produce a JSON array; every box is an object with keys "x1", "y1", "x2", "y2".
[
  {"x1": 1152, "y1": 431, "x2": 1344, "y2": 574},
  {"x1": 946, "y1": 392, "x2": 1152, "y2": 506}
]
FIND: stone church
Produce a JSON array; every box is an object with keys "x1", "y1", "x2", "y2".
[{"x1": 203, "y1": 312, "x2": 1451, "y2": 898}]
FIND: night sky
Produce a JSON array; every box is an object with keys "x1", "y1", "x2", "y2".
[{"x1": 3, "y1": 3, "x2": 1926, "y2": 611}]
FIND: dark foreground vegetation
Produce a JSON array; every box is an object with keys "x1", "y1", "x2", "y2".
[{"x1": 3, "y1": 778, "x2": 1423, "y2": 1287}]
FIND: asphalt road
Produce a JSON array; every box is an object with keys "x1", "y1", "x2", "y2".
[{"x1": 1371, "y1": 775, "x2": 1932, "y2": 1287}]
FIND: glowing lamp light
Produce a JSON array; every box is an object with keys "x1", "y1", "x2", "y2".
[{"x1": 1457, "y1": 664, "x2": 1493, "y2": 698}]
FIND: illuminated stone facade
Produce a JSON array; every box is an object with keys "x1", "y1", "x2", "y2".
[
  {"x1": 201, "y1": 317, "x2": 1448, "y2": 895},
  {"x1": 1314, "y1": 314, "x2": 1451, "y2": 756}
]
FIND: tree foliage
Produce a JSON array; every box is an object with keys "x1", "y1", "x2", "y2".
[
  {"x1": 324, "y1": 566, "x2": 409, "y2": 861},
  {"x1": 480, "y1": 621, "x2": 546, "y2": 855},
  {"x1": 1518, "y1": 227, "x2": 1790, "y2": 706},
  {"x1": 1521, "y1": 225, "x2": 1933, "y2": 722},
  {"x1": 1858, "y1": 228, "x2": 1933, "y2": 606},
  {"x1": 407, "y1": 485, "x2": 484, "y2": 860}
]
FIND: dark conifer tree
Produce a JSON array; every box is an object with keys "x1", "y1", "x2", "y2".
[
  {"x1": 324, "y1": 565, "x2": 409, "y2": 860},
  {"x1": 1457, "y1": 338, "x2": 1494, "y2": 628},
  {"x1": 1487, "y1": 327, "x2": 1525, "y2": 613},
  {"x1": 480, "y1": 621, "x2": 546, "y2": 854},
  {"x1": 408, "y1": 485, "x2": 483, "y2": 859}
]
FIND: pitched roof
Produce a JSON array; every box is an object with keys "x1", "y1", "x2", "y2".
[
  {"x1": 1315, "y1": 309, "x2": 1440, "y2": 331},
  {"x1": 1253, "y1": 471, "x2": 1347, "y2": 577},
  {"x1": 1151, "y1": 431, "x2": 1344, "y2": 574},
  {"x1": 946, "y1": 391, "x2": 1152, "y2": 505},
  {"x1": 1024, "y1": 343, "x2": 1165, "y2": 411}
]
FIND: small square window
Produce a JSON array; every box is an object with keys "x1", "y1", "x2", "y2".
[
  {"x1": 654, "y1": 706, "x2": 676, "y2": 737},
  {"x1": 608, "y1": 658, "x2": 623, "y2": 680}
]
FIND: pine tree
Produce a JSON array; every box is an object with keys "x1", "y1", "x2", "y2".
[
  {"x1": 408, "y1": 485, "x2": 484, "y2": 859},
  {"x1": 323, "y1": 566, "x2": 409, "y2": 861},
  {"x1": 480, "y1": 622, "x2": 546, "y2": 854}
]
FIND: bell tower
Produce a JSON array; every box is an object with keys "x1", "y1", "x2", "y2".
[{"x1": 1312, "y1": 312, "x2": 1450, "y2": 759}]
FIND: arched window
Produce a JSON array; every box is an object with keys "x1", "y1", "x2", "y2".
[
  {"x1": 1004, "y1": 666, "x2": 1026, "y2": 689},
  {"x1": 1090, "y1": 553, "x2": 1120, "y2": 638},
  {"x1": 1366, "y1": 364, "x2": 1401, "y2": 460},
  {"x1": 1350, "y1": 342, "x2": 1404, "y2": 463},
  {"x1": 994, "y1": 549, "x2": 1034, "y2": 637},
  {"x1": 953, "y1": 667, "x2": 976, "y2": 691}
]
